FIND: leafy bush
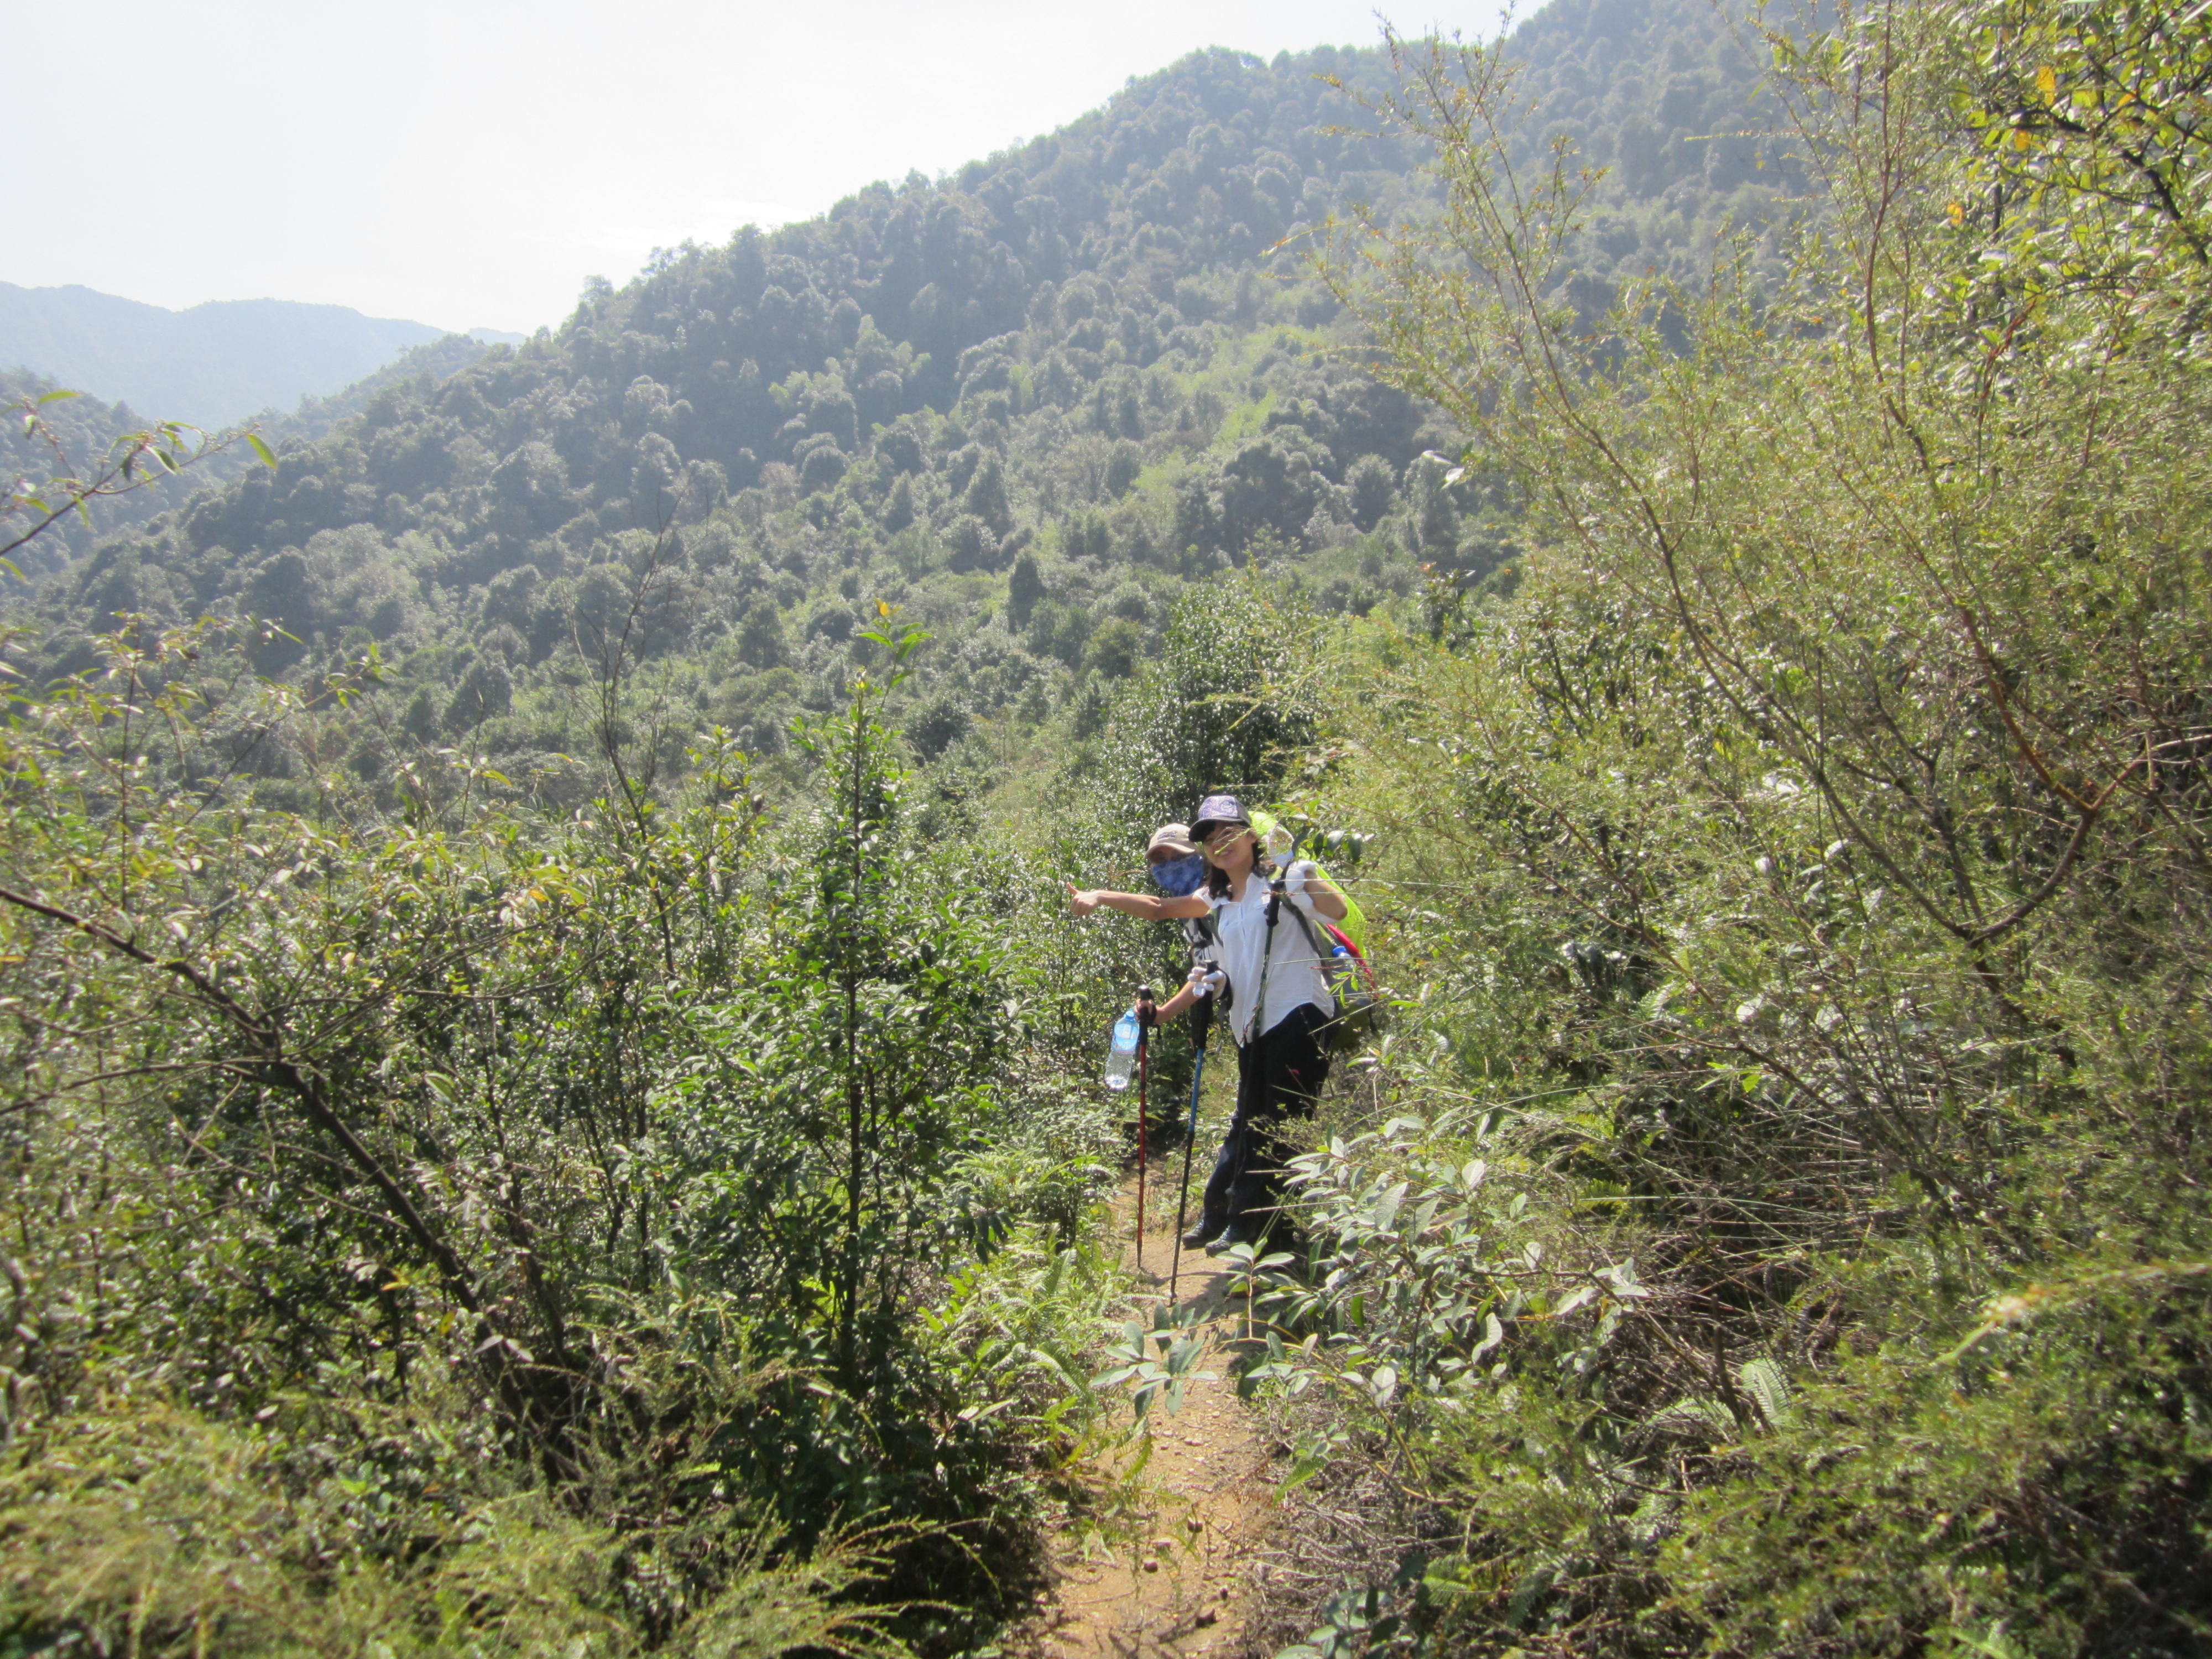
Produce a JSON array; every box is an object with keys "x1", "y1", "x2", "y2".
[
  {"x1": 1237, "y1": 2, "x2": 2212, "y2": 1652},
  {"x1": 0, "y1": 611, "x2": 1081, "y2": 1652}
]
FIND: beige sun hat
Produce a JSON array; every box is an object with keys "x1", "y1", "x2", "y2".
[{"x1": 1145, "y1": 822, "x2": 1200, "y2": 861}]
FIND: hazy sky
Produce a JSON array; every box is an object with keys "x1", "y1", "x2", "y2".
[{"x1": 11, "y1": 1, "x2": 1497, "y2": 337}]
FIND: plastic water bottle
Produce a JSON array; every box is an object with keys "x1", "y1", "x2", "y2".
[
  {"x1": 1329, "y1": 944, "x2": 1372, "y2": 1022},
  {"x1": 1324, "y1": 941, "x2": 1350, "y2": 990},
  {"x1": 1103, "y1": 1009, "x2": 1141, "y2": 1091}
]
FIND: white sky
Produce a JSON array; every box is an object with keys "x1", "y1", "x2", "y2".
[{"x1": 9, "y1": 1, "x2": 1499, "y2": 337}]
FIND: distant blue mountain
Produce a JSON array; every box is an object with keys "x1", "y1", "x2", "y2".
[{"x1": 0, "y1": 284, "x2": 452, "y2": 429}]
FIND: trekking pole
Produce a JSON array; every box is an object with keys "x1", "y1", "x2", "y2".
[
  {"x1": 1168, "y1": 987, "x2": 1212, "y2": 1305},
  {"x1": 1134, "y1": 987, "x2": 1155, "y2": 1270}
]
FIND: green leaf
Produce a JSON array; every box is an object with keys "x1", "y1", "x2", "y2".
[
  {"x1": 246, "y1": 432, "x2": 279, "y2": 469},
  {"x1": 1551, "y1": 1284, "x2": 1598, "y2": 1319},
  {"x1": 1737, "y1": 1357, "x2": 1793, "y2": 1429},
  {"x1": 1470, "y1": 1311, "x2": 1505, "y2": 1362}
]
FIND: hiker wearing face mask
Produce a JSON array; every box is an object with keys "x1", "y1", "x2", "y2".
[
  {"x1": 1082, "y1": 822, "x2": 1243, "y2": 1246},
  {"x1": 1068, "y1": 794, "x2": 1347, "y2": 1251}
]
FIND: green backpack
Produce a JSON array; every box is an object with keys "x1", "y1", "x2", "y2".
[{"x1": 1251, "y1": 809, "x2": 1369, "y2": 953}]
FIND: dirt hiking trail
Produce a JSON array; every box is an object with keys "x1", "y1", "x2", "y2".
[{"x1": 1028, "y1": 1176, "x2": 1281, "y2": 1659}]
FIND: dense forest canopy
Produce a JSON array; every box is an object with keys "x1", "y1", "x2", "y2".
[
  {"x1": 11, "y1": 0, "x2": 2207, "y2": 1652},
  {"x1": 11, "y1": 0, "x2": 1792, "y2": 799}
]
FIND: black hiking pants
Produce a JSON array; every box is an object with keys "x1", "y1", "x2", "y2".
[{"x1": 1198, "y1": 1002, "x2": 1329, "y2": 1241}]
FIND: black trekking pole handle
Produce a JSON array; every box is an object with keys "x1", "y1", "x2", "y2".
[{"x1": 1253, "y1": 875, "x2": 1284, "y2": 1048}]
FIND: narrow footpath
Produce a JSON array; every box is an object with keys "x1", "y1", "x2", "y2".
[{"x1": 1029, "y1": 1174, "x2": 1279, "y2": 1659}]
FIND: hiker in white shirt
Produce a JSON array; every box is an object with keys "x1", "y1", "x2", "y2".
[{"x1": 1068, "y1": 792, "x2": 1346, "y2": 1249}]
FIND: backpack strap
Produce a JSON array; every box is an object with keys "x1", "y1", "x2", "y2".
[{"x1": 1280, "y1": 900, "x2": 1334, "y2": 964}]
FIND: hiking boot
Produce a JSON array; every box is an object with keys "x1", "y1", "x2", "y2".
[
  {"x1": 1180, "y1": 1221, "x2": 1222, "y2": 1250},
  {"x1": 1203, "y1": 1228, "x2": 1258, "y2": 1256}
]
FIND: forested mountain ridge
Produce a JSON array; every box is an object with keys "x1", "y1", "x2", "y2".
[
  {"x1": 0, "y1": 284, "x2": 451, "y2": 429},
  {"x1": 18, "y1": 0, "x2": 1789, "y2": 799},
  {"x1": 1, "y1": 338, "x2": 497, "y2": 572}
]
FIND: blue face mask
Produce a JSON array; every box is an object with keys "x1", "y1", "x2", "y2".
[{"x1": 1150, "y1": 853, "x2": 1206, "y2": 896}]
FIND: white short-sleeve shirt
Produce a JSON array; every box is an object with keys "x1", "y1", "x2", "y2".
[{"x1": 1209, "y1": 875, "x2": 1332, "y2": 1046}]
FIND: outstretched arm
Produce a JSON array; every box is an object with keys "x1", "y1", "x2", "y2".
[{"x1": 1067, "y1": 883, "x2": 1209, "y2": 921}]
